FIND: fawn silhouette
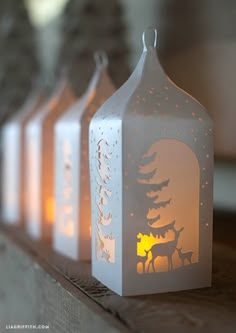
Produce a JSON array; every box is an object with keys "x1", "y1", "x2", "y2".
[
  {"x1": 176, "y1": 247, "x2": 193, "y2": 266},
  {"x1": 138, "y1": 252, "x2": 149, "y2": 273},
  {"x1": 146, "y1": 227, "x2": 184, "y2": 272}
]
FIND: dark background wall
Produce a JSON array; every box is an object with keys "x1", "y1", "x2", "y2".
[
  {"x1": 0, "y1": 0, "x2": 235, "y2": 210},
  {"x1": 0, "y1": 0, "x2": 38, "y2": 123}
]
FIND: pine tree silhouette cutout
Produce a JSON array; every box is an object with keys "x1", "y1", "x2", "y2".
[
  {"x1": 96, "y1": 139, "x2": 115, "y2": 263},
  {"x1": 137, "y1": 146, "x2": 183, "y2": 273},
  {"x1": 138, "y1": 150, "x2": 172, "y2": 237}
]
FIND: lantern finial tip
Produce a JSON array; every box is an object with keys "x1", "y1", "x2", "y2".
[
  {"x1": 142, "y1": 27, "x2": 157, "y2": 51},
  {"x1": 94, "y1": 50, "x2": 108, "y2": 69}
]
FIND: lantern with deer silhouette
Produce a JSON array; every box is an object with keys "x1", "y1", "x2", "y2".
[
  {"x1": 89, "y1": 28, "x2": 213, "y2": 296},
  {"x1": 53, "y1": 52, "x2": 115, "y2": 260},
  {"x1": 136, "y1": 141, "x2": 198, "y2": 275}
]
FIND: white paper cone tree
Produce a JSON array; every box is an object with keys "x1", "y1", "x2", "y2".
[
  {"x1": 89, "y1": 29, "x2": 214, "y2": 296},
  {"x1": 53, "y1": 52, "x2": 115, "y2": 260}
]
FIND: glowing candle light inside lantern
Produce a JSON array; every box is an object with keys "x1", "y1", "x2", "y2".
[
  {"x1": 45, "y1": 197, "x2": 55, "y2": 223},
  {"x1": 89, "y1": 28, "x2": 213, "y2": 296},
  {"x1": 53, "y1": 51, "x2": 116, "y2": 260},
  {"x1": 25, "y1": 74, "x2": 76, "y2": 240}
]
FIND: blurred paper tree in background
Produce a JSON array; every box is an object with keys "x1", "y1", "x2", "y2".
[{"x1": 0, "y1": 0, "x2": 38, "y2": 123}]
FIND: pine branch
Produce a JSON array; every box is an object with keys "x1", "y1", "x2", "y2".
[
  {"x1": 144, "y1": 194, "x2": 162, "y2": 208},
  {"x1": 146, "y1": 193, "x2": 159, "y2": 201},
  {"x1": 96, "y1": 202, "x2": 112, "y2": 225},
  {"x1": 145, "y1": 179, "x2": 170, "y2": 193},
  {"x1": 147, "y1": 214, "x2": 161, "y2": 225},
  {"x1": 150, "y1": 220, "x2": 176, "y2": 239},
  {"x1": 96, "y1": 166, "x2": 111, "y2": 184},
  {"x1": 138, "y1": 168, "x2": 157, "y2": 182},
  {"x1": 96, "y1": 157, "x2": 102, "y2": 169},
  {"x1": 140, "y1": 151, "x2": 157, "y2": 165},
  {"x1": 96, "y1": 177, "x2": 112, "y2": 198},
  {"x1": 97, "y1": 139, "x2": 103, "y2": 149},
  {"x1": 151, "y1": 198, "x2": 171, "y2": 209},
  {"x1": 104, "y1": 153, "x2": 112, "y2": 160},
  {"x1": 100, "y1": 212, "x2": 112, "y2": 226}
]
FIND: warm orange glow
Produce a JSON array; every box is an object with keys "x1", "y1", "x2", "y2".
[
  {"x1": 45, "y1": 197, "x2": 55, "y2": 223},
  {"x1": 137, "y1": 140, "x2": 199, "y2": 274},
  {"x1": 137, "y1": 230, "x2": 174, "y2": 273},
  {"x1": 137, "y1": 262, "x2": 143, "y2": 274},
  {"x1": 58, "y1": 218, "x2": 74, "y2": 237},
  {"x1": 137, "y1": 232, "x2": 157, "y2": 256},
  {"x1": 57, "y1": 204, "x2": 75, "y2": 238},
  {"x1": 57, "y1": 203, "x2": 75, "y2": 238}
]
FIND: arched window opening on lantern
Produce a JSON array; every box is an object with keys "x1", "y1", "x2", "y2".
[{"x1": 136, "y1": 139, "x2": 199, "y2": 274}]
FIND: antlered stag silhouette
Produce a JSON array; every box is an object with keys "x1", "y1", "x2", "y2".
[{"x1": 146, "y1": 227, "x2": 184, "y2": 272}]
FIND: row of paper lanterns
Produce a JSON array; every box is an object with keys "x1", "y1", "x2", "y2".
[{"x1": 1, "y1": 29, "x2": 213, "y2": 296}]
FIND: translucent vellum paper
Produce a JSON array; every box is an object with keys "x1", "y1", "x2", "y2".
[
  {"x1": 25, "y1": 76, "x2": 76, "y2": 240},
  {"x1": 1, "y1": 89, "x2": 44, "y2": 224},
  {"x1": 89, "y1": 29, "x2": 214, "y2": 296},
  {"x1": 53, "y1": 52, "x2": 115, "y2": 260}
]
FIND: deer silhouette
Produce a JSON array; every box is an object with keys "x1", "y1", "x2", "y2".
[
  {"x1": 101, "y1": 248, "x2": 110, "y2": 262},
  {"x1": 146, "y1": 227, "x2": 184, "y2": 272},
  {"x1": 176, "y1": 248, "x2": 193, "y2": 266}
]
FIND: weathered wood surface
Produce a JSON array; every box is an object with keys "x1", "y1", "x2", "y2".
[
  {"x1": 0, "y1": 227, "x2": 127, "y2": 333},
  {"x1": 0, "y1": 214, "x2": 236, "y2": 333}
]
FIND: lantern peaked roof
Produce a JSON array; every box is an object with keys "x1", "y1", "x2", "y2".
[
  {"x1": 58, "y1": 50, "x2": 115, "y2": 126},
  {"x1": 28, "y1": 75, "x2": 74, "y2": 126},
  {"x1": 93, "y1": 28, "x2": 212, "y2": 123}
]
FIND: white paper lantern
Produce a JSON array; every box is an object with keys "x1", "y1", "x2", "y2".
[
  {"x1": 25, "y1": 77, "x2": 76, "y2": 240},
  {"x1": 53, "y1": 52, "x2": 115, "y2": 260},
  {"x1": 89, "y1": 29, "x2": 214, "y2": 296},
  {"x1": 1, "y1": 89, "x2": 44, "y2": 224}
]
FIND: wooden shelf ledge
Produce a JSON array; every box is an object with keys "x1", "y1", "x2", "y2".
[{"x1": 0, "y1": 216, "x2": 236, "y2": 333}]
